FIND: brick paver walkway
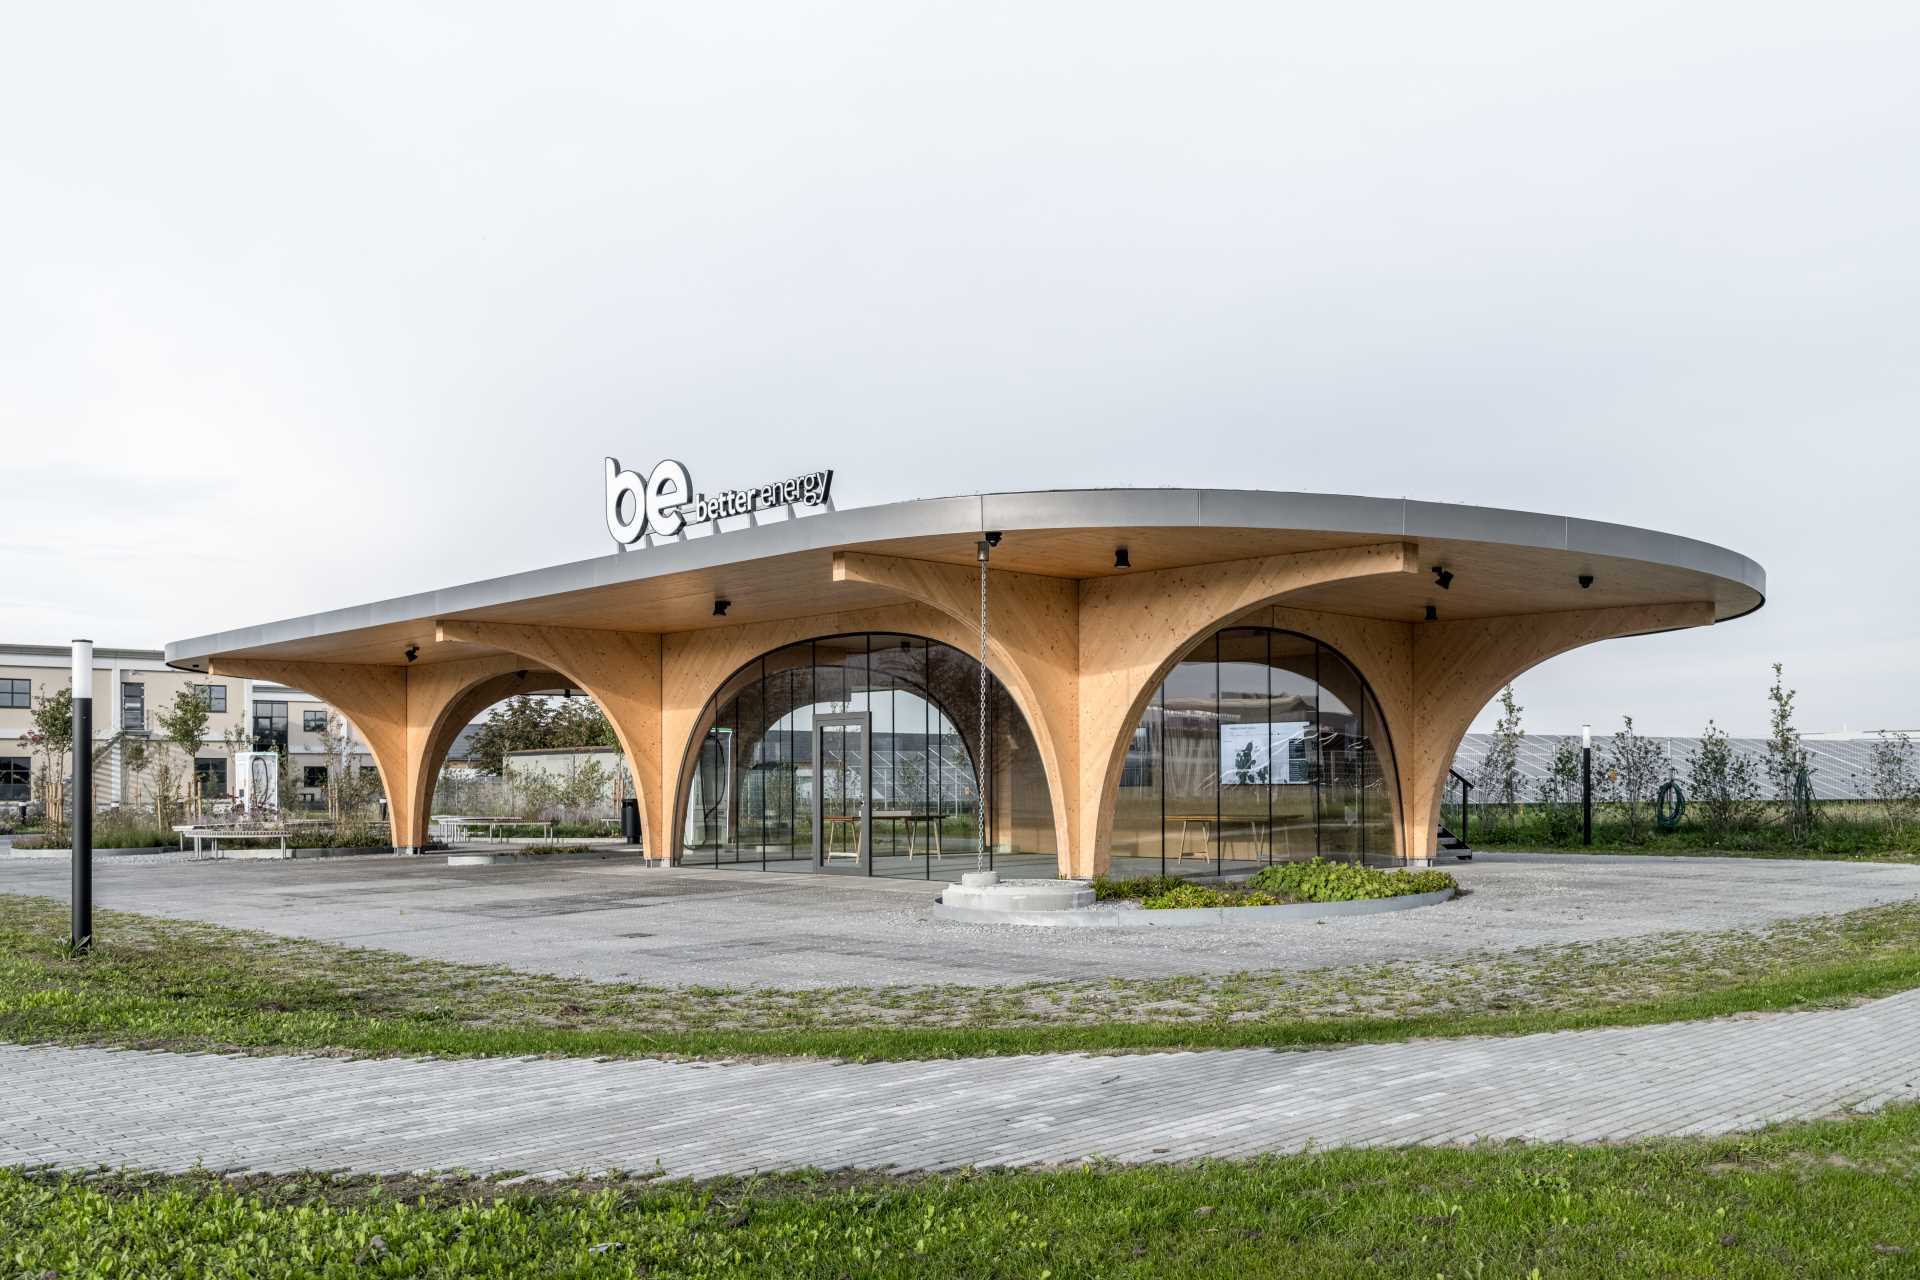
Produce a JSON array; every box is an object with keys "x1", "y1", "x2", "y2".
[{"x1": 7, "y1": 991, "x2": 1918, "y2": 1179}]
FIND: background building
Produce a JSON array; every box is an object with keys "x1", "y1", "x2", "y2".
[{"x1": 0, "y1": 643, "x2": 374, "y2": 815}]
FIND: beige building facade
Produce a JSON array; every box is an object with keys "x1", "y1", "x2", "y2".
[
  {"x1": 163, "y1": 488, "x2": 1765, "y2": 878},
  {"x1": 0, "y1": 643, "x2": 372, "y2": 814}
]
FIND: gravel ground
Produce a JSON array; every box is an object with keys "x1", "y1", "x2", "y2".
[{"x1": 5, "y1": 850, "x2": 1920, "y2": 989}]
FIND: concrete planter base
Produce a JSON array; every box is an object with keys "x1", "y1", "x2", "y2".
[
  {"x1": 939, "y1": 876, "x2": 1096, "y2": 914},
  {"x1": 934, "y1": 885, "x2": 1455, "y2": 928}
]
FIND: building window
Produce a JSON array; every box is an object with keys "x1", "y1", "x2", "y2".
[
  {"x1": 252, "y1": 701, "x2": 288, "y2": 751},
  {"x1": 0, "y1": 679, "x2": 28, "y2": 709},
  {"x1": 193, "y1": 758, "x2": 228, "y2": 796},
  {"x1": 193, "y1": 684, "x2": 228, "y2": 714},
  {"x1": 303, "y1": 710, "x2": 328, "y2": 733},
  {"x1": 303, "y1": 766, "x2": 329, "y2": 789},
  {"x1": 1108, "y1": 626, "x2": 1402, "y2": 876},
  {"x1": 679, "y1": 632, "x2": 1048, "y2": 879},
  {"x1": 121, "y1": 682, "x2": 146, "y2": 732},
  {"x1": 0, "y1": 757, "x2": 29, "y2": 802}
]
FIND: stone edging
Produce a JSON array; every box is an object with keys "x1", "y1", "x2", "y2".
[
  {"x1": 3, "y1": 846, "x2": 394, "y2": 862},
  {"x1": 445, "y1": 847, "x2": 644, "y2": 866},
  {"x1": 932, "y1": 885, "x2": 1455, "y2": 928}
]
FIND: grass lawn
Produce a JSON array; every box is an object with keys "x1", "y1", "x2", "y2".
[
  {"x1": 7, "y1": 892, "x2": 1920, "y2": 1061},
  {"x1": 6, "y1": 1106, "x2": 1919, "y2": 1277}
]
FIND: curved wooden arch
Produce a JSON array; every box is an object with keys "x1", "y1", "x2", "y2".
[
  {"x1": 405, "y1": 664, "x2": 569, "y2": 844},
  {"x1": 1089, "y1": 609, "x2": 1416, "y2": 864},
  {"x1": 1074, "y1": 543, "x2": 1421, "y2": 869},
  {"x1": 431, "y1": 623, "x2": 664, "y2": 857},
  {"x1": 674, "y1": 629, "x2": 1046, "y2": 861},
  {"x1": 661, "y1": 597, "x2": 1073, "y2": 868}
]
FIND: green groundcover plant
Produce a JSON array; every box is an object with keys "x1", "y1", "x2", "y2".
[
  {"x1": 5, "y1": 1104, "x2": 1919, "y2": 1277},
  {"x1": 1093, "y1": 858, "x2": 1455, "y2": 909}
]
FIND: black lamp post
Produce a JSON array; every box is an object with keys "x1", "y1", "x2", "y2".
[{"x1": 71, "y1": 639, "x2": 93, "y2": 950}]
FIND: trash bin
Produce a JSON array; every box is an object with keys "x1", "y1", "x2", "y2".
[{"x1": 620, "y1": 797, "x2": 641, "y2": 846}]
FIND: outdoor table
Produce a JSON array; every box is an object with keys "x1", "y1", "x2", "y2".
[
  {"x1": 821, "y1": 814, "x2": 862, "y2": 860},
  {"x1": 1164, "y1": 813, "x2": 1268, "y2": 859},
  {"x1": 871, "y1": 810, "x2": 945, "y2": 859}
]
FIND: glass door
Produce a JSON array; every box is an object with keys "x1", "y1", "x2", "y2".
[{"x1": 812, "y1": 712, "x2": 870, "y2": 873}]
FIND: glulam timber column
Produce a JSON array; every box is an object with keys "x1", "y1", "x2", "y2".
[
  {"x1": 1076, "y1": 542, "x2": 1422, "y2": 876},
  {"x1": 208, "y1": 658, "x2": 417, "y2": 848},
  {"x1": 433, "y1": 622, "x2": 665, "y2": 860},
  {"x1": 828, "y1": 552, "x2": 1081, "y2": 876},
  {"x1": 1397, "y1": 601, "x2": 1716, "y2": 861}
]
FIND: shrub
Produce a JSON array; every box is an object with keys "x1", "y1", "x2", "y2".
[
  {"x1": 1868, "y1": 731, "x2": 1919, "y2": 830},
  {"x1": 1248, "y1": 857, "x2": 1456, "y2": 902},
  {"x1": 1534, "y1": 736, "x2": 1583, "y2": 843},
  {"x1": 1601, "y1": 716, "x2": 1665, "y2": 845},
  {"x1": 1091, "y1": 860, "x2": 1456, "y2": 909},
  {"x1": 1688, "y1": 720, "x2": 1763, "y2": 842}
]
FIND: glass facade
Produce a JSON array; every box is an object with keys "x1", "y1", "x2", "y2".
[
  {"x1": 1109, "y1": 626, "x2": 1401, "y2": 877},
  {"x1": 679, "y1": 632, "x2": 1056, "y2": 880}
]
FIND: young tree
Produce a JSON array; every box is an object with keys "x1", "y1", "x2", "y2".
[
  {"x1": 1475, "y1": 684, "x2": 1527, "y2": 829},
  {"x1": 1687, "y1": 720, "x2": 1762, "y2": 843},
  {"x1": 1534, "y1": 736, "x2": 1583, "y2": 843},
  {"x1": 1763, "y1": 663, "x2": 1815, "y2": 843},
  {"x1": 1602, "y1": 715, "x2": 1664, "y2": 844},
  {"x1": 122, "y1": 736, "x2": 151, "y2": 811},
  {"x1": 154, "y1": 687, "x2": 211, "y2": 824},
  {"x1": 320, "y1": 712, "x2": 378, "y2": 822},
  {"x1": 1868, "y1": 730, "x2": 1919, "y2": 830},
  {"x1": 23, "y1": 685, "x2": 75, "y2": 834}
]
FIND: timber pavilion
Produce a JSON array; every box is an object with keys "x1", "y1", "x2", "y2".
[{"x1": 165, "y1": 489, "x2": 1765, "y2": 881}]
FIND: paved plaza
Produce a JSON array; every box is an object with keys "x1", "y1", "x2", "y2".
[
  {"x1": 6, "y1": 987, "x2": 1917, "y2": 1179},
  {"x1": 6, "y1": 849, "x2": 1920, "y2": 987}
]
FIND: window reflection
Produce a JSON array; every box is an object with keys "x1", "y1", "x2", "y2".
[
  {"x1": 1107, "y1": 626, "x2": 1402, "y2": 877},
  {"x1": 679, "y1": 632, "x2": 1055, "y2": 881}
]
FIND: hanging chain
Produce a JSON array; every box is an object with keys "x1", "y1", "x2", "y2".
[{"x1": 976, "y1": 540, "x2": 990, "y2": 874}]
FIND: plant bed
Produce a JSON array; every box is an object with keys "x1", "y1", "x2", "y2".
[
  {"x1": 1095, "y1": 858, "x2": 1458, "y2": 909},
  {"x1": 936, "y1": 860, "x2": 1458, "y2": 928}
]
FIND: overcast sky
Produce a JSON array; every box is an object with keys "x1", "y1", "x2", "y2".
[{"x1": 4, "y1": 2, "x2": 1916, "y2": 737}]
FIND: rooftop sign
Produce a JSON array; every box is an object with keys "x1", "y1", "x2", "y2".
[{"x1": 605, "y1": 458, "x2": 833, "y2": 548}]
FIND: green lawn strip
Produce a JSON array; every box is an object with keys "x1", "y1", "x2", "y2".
[
  {"x1": 1482, "y1": 843, "x2": 1920, "y2": 865},
  {"x1": 7, "y1": 891, "x2": 1920, "y2": 1061},
  {"x1": 8, "y1": 1106, "x2": 1920, "y2": 1277}
]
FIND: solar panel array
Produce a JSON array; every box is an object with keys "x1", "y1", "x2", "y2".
[{"x1": 1450, "y1": 733, "x2": 1914, "y2": 803}]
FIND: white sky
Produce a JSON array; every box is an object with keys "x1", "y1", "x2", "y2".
[{"x1": 4, "y1": 2, "x2": 1916, "y2": 737}]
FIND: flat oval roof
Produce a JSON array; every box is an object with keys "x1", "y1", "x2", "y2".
[{"x1": 167, "y1": 488, "x2": 1766, "y2": 670}]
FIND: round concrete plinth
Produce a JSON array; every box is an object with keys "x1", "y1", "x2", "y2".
[
  {"x1": 933, "y1": 885, "x2": 1455, "y2": 928},
  {"x1": 938, "y1": 877, "x2": 1096, "y2": 915},
  {"x1": 445, "y1": 847, "x2": 640, "y2": 867}
]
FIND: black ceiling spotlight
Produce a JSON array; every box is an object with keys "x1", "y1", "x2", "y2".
[
  {"x1": 984, "y1": 530, "x2": 1003, "y2": 547},
  {"x1": 404, "y1": 645, "x2": 419, "y2": 663},
  {"x1": 1579, "y1": 574, "x2": 1595, "y2": 590},
  {"x1": 1114, "y1": 546, "x2": 1131, "y2": 569},
  {"x1": 712, "y1": 598, "x2": 731, "y2": 617},
  {"x1": 515, "y1": 670, "x2": 528, "y2": 681},
  {"x1": 1432, "y1": 565, "x2": 1454, "y2": 590},
  {"x1": 1425, "y1": 605, "x2": 1438, "y2": 621}
]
